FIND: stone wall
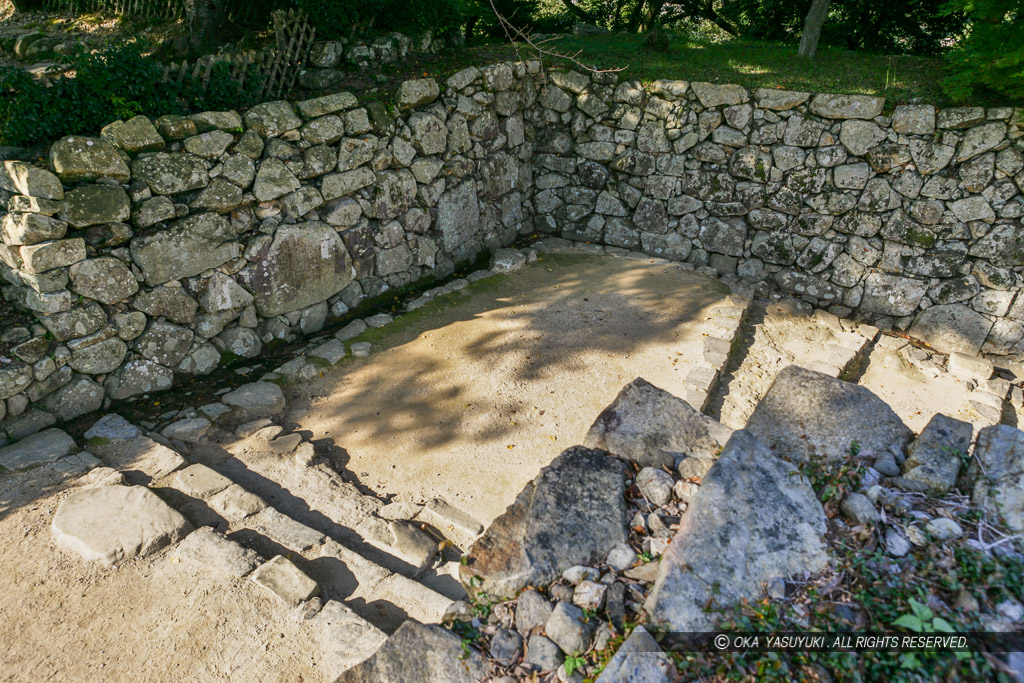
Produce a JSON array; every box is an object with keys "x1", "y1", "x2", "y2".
[
  {"x1": 1, "y1": 58, "x2": 1023, "y2": 442},
  {"x1": 0, "y1": 64, "x2": 536, "y2": 438},
  {"x1": 525, "y1": 73, "x2": 1024, "y2": 360}
]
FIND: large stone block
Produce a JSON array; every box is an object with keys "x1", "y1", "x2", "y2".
[
  {"x1": 908, "y1": 304, "x2": 993, "y2": 356},
  {"x1": 50, "y1": 136, "x2": 130, "y2": 182},
  {"x1": 236, "y1": 222, "x2": 353, "y2": 316},
  {"x1": 131, "y1": 213, "x2": 237, "y2": 285},
  {"x1": 131, "y1": 153, "x2": 210, "y2": 195}
]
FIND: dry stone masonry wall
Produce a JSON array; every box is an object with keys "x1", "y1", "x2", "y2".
[
  {"x1": 0, "y1": 63, "x2": 536, "y2": 439},
  {"x1": 1, "y1": 59, "x2": 1023, "y2": 444},
  {"x1": 527, "y1": 73, "x2": 1024, "y2": 360}
]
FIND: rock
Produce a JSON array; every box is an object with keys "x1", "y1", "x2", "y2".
[
  {"x1": 250, "y1": 555, "x2": 319, "y2": 604},
  {"x1": 491, "y1": 248, "x2": 526, "y2": 273},
  {"x1": 0, "y1": 428, "x2": 77, "y2": 471},
  {"x1": 173, "y1": 527, "x2": 260, "y2": 576},
  {"x1": 208, "y1": 484, "x2": 266, "y2": 521},
  {"x1": 132, "y1": 286, "x2": 199, "y2": 325},
  {"x1": 1, "y1": 212, "x2": 67, "y2": 246},
  {"x1": 947, "y1": 352, "x2": 994, "y2": 381},
  {"x1": 926, "y1": 517, "x2": 963, "y2": 541},
  {"x1": 840, "y1": 492, "x2": 878, "y2": 525},
  {"x1": 437, "y1": 180, "x2": 481, "y2": 252},
  {"x1": 236, "y1": 222, "x2": 353, "y2": 316},
  {"x1": 892, "y1": 105, "x2": 936, "y2": 135},
  {"x1": 136, "y1": 321, "x2": 194, "y2": 367},
  {"x1": 885, "y1": 528, "x2": 911, "y2": 557},
  {"x1": 546, "y1": 601, "x2": 595, "y2": 655},
  {"x1": 244, "y1": 101, "x2": 301, "y2": 137},
  {"x1": 691, "y1": 82, "x2": 748, "y2": 108},
  {"x1": 606, "y1": 543, "x2": 637, "y2": 572},
  {"x1": 0, "y1": 160, "x2": 63, "y2": 200},
  {"x1": 253, "y1": 158, "x2": 301, "y2": 201},
  {"x1": 104, "y1": 359, "x2": 175, "y2": 400},
  {"x1": 20, "y1": 238, "x2": 86, "y2": 273},
  {"x1": 69, "y1": 337, "x2": 128, "y2": 374},
  {"x1": 161, "y1": 417, "x2": 211, "y2": 443},
  {"x1": 42, "y1": 377, "x2": 104, "y2": 421},
  {"x1": 335, "y1": 620, "x2": 487, "y2": 683},
  {"x1": 68, "y1": 257, "x2": 138, "y2": 304},
  {"x1": 84, "y1": 413, "x2": 141, "y2": 441},
  {"x1": 584, "y1": 378, "x2": 730, "y2": 468},
  {"x1": 221, "y1": 382, "x2": 286, "y2": 420},
  {"x1": 102, "y1": 115, "x2": 165, "y2": 153},
  {"x1": 524, "y1": 635, "x2": 565, "y2": 672},
  {"x1": 173, "y1": 463, "x2": 232, "y2": 498},
  {"x1": 573, "y1": 580, "x2": 606, "y2": 611},
  {"x1": 746, "y1": 365, "x2": 912, "y2": 464},
  {"x1": 515, "y1": 589, "x2": 555, "y2": 634},
  {"x1": 396, "y1": 78, "x2": 440, "y2": 111},
  {"x1": 636, "y1": 467, "x2": 674, "y2": 506},
  {"x1": 311, "y1": 600, "x2": 388, "y2": 678},
  {"x1": 190, "y1": 178, "x2": 243, "y2": 213},
  {"x1": 902, "y1": 413, "x2": 972, "y2": 494},
  {"x1": 133, "y1": 195, "x2": 176, "y2": 228},
  {"x1": 50, "y1": 136, "x2": 130, "y2": 182},
  {"x1": 60, "y1": 184, "x2": 130, "y2": 228},
  {"x1": 131, "y1": 153, "x2": 210, "y2": 195},
  {"x1": 460, "y1": 446, "x2": 627, "y2": 599},
  {"x1": 645, "y1": 430, "x2": 827, "y2": 630},
  {"x1": 909, "y1": 304, "x2": 993, "y2": 356},
  {"x1": 860, "y1": 272, "x2": 928, "y2": 316},
  {"x1": 489, "y1": 628, "x2": 522, "y2": 665},
  {"x1": 183, "y1": 130, "x2": 234, "y2": 159},
  {"x1": 809, "y1": 94, "x2": 884, "y2": 120},
  {"x1": 595, "y1": 626, "x2": 674, "y2": 683},
  {"x1": 839, "y1": 120, "x2": 886, "y2": 156},
  {"x1": 131, "y1": 213, "x2": 237, "y2": 286},
  {"x1": 51, "y1": 485, "x2": 192, "y2": 565},
  {"x1": 968, "y1": 425, "x2": 1024, "y2": 532}
]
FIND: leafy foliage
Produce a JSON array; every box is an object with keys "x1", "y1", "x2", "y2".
[
  {"x1": 0, "y1": 41, "x2": 263, "y2": 147},
  {"x1": 292, "y1": 0, "x2": 466, "y2": 41},
  {"x1": 942, "y1": 0, "x2": 1024, "y2": 101}
]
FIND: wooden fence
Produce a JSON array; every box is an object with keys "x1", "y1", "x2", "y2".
[
  {"x1": 160, "y1": 8, "x2": 315, "y2": 101},
  {"x1": 41, "y1": 0, "x2": 184, "y2": 19}
]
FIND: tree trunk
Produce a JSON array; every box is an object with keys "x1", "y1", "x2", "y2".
[
  {"x1": 797, "y1": 0, "x2": 831, "y2": 59},
  {"x1": 641, "y1": 0, "x2": 666, "y2": 32},
  {"x1": 558, "y1": 0, "x2": 600, "y2": 25},
  {"x1": 185, "y1": 0, "x2": 228, "y2": 57}
]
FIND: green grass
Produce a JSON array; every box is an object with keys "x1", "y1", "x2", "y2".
[{"x1": 538, "y1": 33, "x2": 958, "y2": 106}]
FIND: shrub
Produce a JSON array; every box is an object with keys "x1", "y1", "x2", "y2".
[
  {"x1": 292, "y1": 0, "x2": 465, "y2": 41},
  {"x1": 942, "y1": 0, "x2": 1024, "y2": 102},
  {"x1": 0, "y1": 41, "x2": 264, "y2": 147}
]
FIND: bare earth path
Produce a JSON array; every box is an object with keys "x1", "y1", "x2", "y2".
[{"x1": 288, "y1": 252, "x2": 735, "y2": 526}]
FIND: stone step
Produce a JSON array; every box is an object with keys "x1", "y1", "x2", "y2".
[{"x1": 708, "y1": 298, "x2": 876, "y2": 429}]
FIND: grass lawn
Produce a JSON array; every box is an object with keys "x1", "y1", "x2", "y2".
[{"x1": 532, "y1": 33, "x2": 960, "y2": 106}]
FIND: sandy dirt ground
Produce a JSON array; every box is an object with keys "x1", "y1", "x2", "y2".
[
  {"x1": 286, "y1": 253, "x2": 734, "y2": 527},
  {"x1": 0, "y1": 465, "x2": 320, "y2": 683}
]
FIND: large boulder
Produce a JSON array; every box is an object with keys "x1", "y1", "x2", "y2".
[
  {"x1": 68, "y1": 257, "x2": 138, "y2": 305},
  {"x1": 0, "y1": 160, "x2": 63, "y2": 200},
  {"x1": 0, "y1": 428, "x2": 77, "y2": 471},
  {"x1": 909, "y1": 304, "x2": 993, "y2": 356},
  {"x1": 50, "y1": 136, "x2": 130, "y2": 182},
  {"x1": 437, "y1": 180, "x2": 481, "y2": 252},
  {"x1": 584, "y1": 378, "x2": 731, "y2": 468},
  {"x1": 131, "y1": 153, "x2": 210, "y2": 195},
  {"x1": 460, "y1": 446, "x2": 627, "y2": 599},
  {"x1": 745, "y1": 365, "x2": 912, "y2": 464},
  {"x1": 335, "y1": 620, "x2": 485, "y2": 683},
  {"x1": 902, "y1": 413, "x2": 973, "y2": 494},
  {"x1": 645, "y1": 430, "x2": 827, "y2": 630},
  {"x1": 104, "y1": 359, "x2": 174, "y2": 400},
  {"x1": 236, "y1": 222, "x2": 353, "y2": 316},
  {"x1": 967, "y1": 425, "x2": 1024, "y2": 532},
  {"x1": 243, "y1": 101, "x2": 302, "y2": 137},
  {"x1": 395, "y1": 78, "x2": 440, "y2": 111},
  {"x1": 130, "y1": 213, "x2": 238, "y2": 286},
  {"x1": 51, "y1": 485, "x2": 192, "y2": 566}
]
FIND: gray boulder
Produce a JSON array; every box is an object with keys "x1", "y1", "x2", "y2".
[
  {"x1": 243, "y1": 101, "x2": 301, "y2": 137},
  {"x1": 395, "y1": 78, "x2": 440, "y2": 111},
  {"x1": 236, "y1": 222, "x2": 353, "y2": 316},
  {"x1": 69, "y1": 257, "x2": 138, "y2": 305},
  {"x1": 902, "y1": 413, "x2": 973, "y2": 493},
  {"x1": 595, "y1": 626, "x2": 674, "y2": 683},
  {"x1": 334, "y1": 620, "x2": 486, "y2": 683},
  {"x1": 42, "y1": 376, "x2": 105, "y2": 421},
  {"x1": 51, "y1": 484, "x2": 192, "y2": 565},
  {"x1": 909, "y1": 304, "x2": 994, "y2": 356},
  {"x1": 131, "y1": 213, "x2": 237, "y2": 286},
  {"x1": 967, "y1": 425, "x2": 1024, "y2": 532},
  {"x1": 460, "y1": 446, "x2": 627, "y2": 599},
  {"x1": 50, "y1": 136, "x2": 130, "y2": 182},
  {"x1": 131, "y1": 152, "x2": 210, "y2": 195},
  {"x1": 746, "y1": 365, "x2": 912, "y2": 464},
  {"x1": 221, "y1": 382, "x2": 285, "y2": 420},
  {"x1": 645, "y1": 430, "x2": 827, "y2": 630},
  {"x1": 584, "y1": 377, "x2": 731, "y2": 468},
  {"x1": 0, "y1": 427, "x2": 77, "y2": 471},
  {"x1": 104, "y1": 359, "x2": 174, "y2": 400}
]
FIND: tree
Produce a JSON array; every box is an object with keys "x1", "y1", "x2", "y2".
[
  {"x1": 797, "y1": 0, "x2": 831, "y2": 58},
  {"x1": 943, "y1": 0, "x2": 1024, "y2": 101}
]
